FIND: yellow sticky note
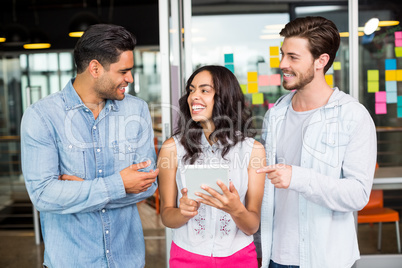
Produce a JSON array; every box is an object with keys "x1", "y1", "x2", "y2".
[
  {"x1": 247, "y1": 72, "x2": 258, "y2": 82},
  {"x1": 270, "y1": 57, "x2": 280, "y2": 68},
  {"x1": 333, "y1": 62, "x2": 341, "y2": 70},
  {"x1": 367, "y1": 81, "x2": 379, "y2": 93},
  {"x1": 252, "y1": 93, "x2": 264, "y2": 105},
  {"x1": 270, "y1": 46, "x2": 279, "y2": 56},
  {"x1": 240, "y1": 84, "x2": 247, "y2": 95},
  {"x1": 367, "y1": 70, "x2": 379, "y2": 81},
  {"x1": 248, "y1": 83, "x2": 258, "y2": 93},
  {"x1": 385, "y1": 70, "x2": 396, "y2": 81},
  {"x1": 397, "y1": 70, "x2": 402, "y2": 81},
  {"x1": 395, "y1": 47, "x2": 402, "y2": 57},
  {"x1": 325, "y1": 74, "x2": 334, "y2": 86}
]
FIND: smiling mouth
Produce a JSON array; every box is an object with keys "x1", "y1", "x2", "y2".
[
  {"x1": 192, "y1": 105, "x2": 205, "y2": 111},
  {"x1": 283, "y1": 73, "x2": 295, "y2": 78}
]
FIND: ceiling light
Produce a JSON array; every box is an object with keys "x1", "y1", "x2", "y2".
[
  {"x1": 68, "y1": 12, "x2": 100, "y2": 38},
  {"x1": 24, "y1": 28, "x2": 51, "y2": 49},
  {"x1": 378, "y1": 21, "x2": 399, "y2": 27},
  {"x1": 364, "y1": 18, "x2": 379, "y2": 35}
]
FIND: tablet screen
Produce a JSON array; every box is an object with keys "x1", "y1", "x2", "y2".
[{"x1": 181, "y1": 165, "x2": 229, "y2": 200}]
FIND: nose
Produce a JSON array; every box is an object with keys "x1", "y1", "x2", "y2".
[
  {"x1": 279, "y1": 56, "x2": 288, "y2": 70},
  {"x1": 190, "y1": 89, "x2": 200, "y2": 100},
  {"x1": 125, "y1": 71, "x2": 134, "y2": 83}
]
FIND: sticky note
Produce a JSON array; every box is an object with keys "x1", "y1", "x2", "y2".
[
  {"x1": 269, "y1": 74, "x2": 281, "y2": 86},
  {"x1": 395, "y1": 31, "x2": 402, "y2": 40},
  {"x1": 258, "y1": 63, "x2": 269, "y2": 75},
  {"x1": 396, "y1": 39, "x2": 402, "y2": 47},
  {"x1": 247, "y1": 72, "x2": 258, "y2": 82},
  {"x1": 240, "y1": 84, "x2": 247, "y2": 95},
  {"x1": 387, "y1": 92, "x2": 397, "y2": 103},
  {"x1": 375, "y1": 103, "x2": 387, "y2": 114},
  {"x1": 333, "y1": 62, "x2": 341, "y2": 70},
  {"x1": 367, "y1": 81, "x2": 379, "y2": 93},
  {"x1": 252, "y1": 93, "x2": 264, "y2": 105},
  {"x1": 386, "y1": 81, "x2": 397, "y2": 92},
  {"x1": 268, "y1": 103, "x2": 275, "y2": 109},
  {"x1": 398, "y1": 107, "x2": 402, "y2": 118},
  {"x1": 396, "y1": 47, "x2": 402, "y2": 57},
  {"x1": 385, "y1": 70, "x2": 396, "y2": 81},
  {"x1": 270, "y1": 57, "x2": 280, "y2": 68},
  {"x1": 270, "y1": 46, "x2": 280, "y2": 56},
  {"x1": 397, "y1": 70, "x2": 402, "y2": 81},
  {"x1": 385, "y1": 59, "x2": 397, "y2": 70},
  {"x1": 248, "y1": 83, "x2": 258, "y2": 93},
  {"x1": 367, "y1": 70, "x2": 379, "y2": 81},
  {"x1": 398, "y1": 96, "x2": 402, "y2": 106},
  {"x1": 258, "y1": 75, "x2": 269, "y2": 86},
  {"x1": 224, "y1": 53, "x2": 234, "y2": 63},
  {"x1": 375, "y1": 91, "x2": 387, "y2": 103},
  {"x1": 325, "y1": 74, "x2": 334, "y2": 86},
  {"x1": 225, "y1": 64, "x2": 234, "y2": 73}
]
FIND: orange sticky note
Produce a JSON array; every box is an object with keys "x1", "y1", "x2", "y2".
[
  {"x1": 270, "y1": 46, "x2": 279, "y2": 56},
  {"x1": 325, "y1": 74, "x2": 334, "y2": 86},
  {"x1": 396, "y1": 70, "x2": 402, "y2": 81},
  {"x1": 385, "y1": 70, "x2": 396, "y2": 81},
  {"x1": 248, "y1": 83, "x2": 258, "y2": 93},
  {"x1": 270, "y1": 57, "x2": 280, "y2": 68},
  {"x1": 247, "y1": 72, "x2": 258, "y2": 82}
]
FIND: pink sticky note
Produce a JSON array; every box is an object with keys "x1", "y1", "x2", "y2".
[
  {"x1": 268, "y1": 103, "x2": 275, "y2": 109},
  {"x1": 258, "y1": 75, "x2": 269, "y2": 86},
  {"x1": 396, "y1": 39, "x2": 402, "y2": 47},
  {"x1": 269, "y1": 74, "x2": 281, "y2": 86},
  {"x1": 375, "y1": 91, "x2": 387, "y2": 103},
  {"x1": 375, "y1": 103, "x2": 387, "y2": 114},
  {"x1": 395, "y1": 31, "x2": 402, "y2": 40}
]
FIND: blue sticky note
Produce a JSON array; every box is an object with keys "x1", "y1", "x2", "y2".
[
  {"x1": 224, "y1": 53, "x2": 234, "y2": 63},
  {"x1": 385, "y1": 81, "x2": 397, "y2": 92},
  {"x1": 398, "y1": 107, "x2": 402, "y2": 118},
  {"x1": 385, "y1": 59, "x2": 397, "y2": 70},
  {"x1": 225, "y1": 64, "x2": 235, "y2": 73},
  {"x1": 386, "y1": 92, "x2": 397, "y2": 103},
  {"x1": 398, "y1": 96, "x2": 402, "y2": 106}
]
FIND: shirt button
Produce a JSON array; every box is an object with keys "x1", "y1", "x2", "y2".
[
  {"x1": 85, "y1": 109, "x2": 89, "y2": 112},
  {"x1": 99, "y1": 170, "x2": 102, "y2": 173},
  {"x1": 106, "y1": 230, "x2": 109, "y2": 234},
  {"x1": 93, "y1": 126, "x2": 97, "y2": 130},
  {"x1": 97, "y1": 148, "x2": 101, "y2": 152},
  {"x1": 106, "y1": 250, "x2": 109, "y2": 254},
  {"x1": 68, "y1": 145, "x2": 72, "y2": 149},
  {"x1": 102, "y1": 209, "x2": 106, "y2": 213}
]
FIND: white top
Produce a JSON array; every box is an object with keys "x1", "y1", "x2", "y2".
[{"x1": 172, "y1": 134, "x2": 255, "y2": 257}]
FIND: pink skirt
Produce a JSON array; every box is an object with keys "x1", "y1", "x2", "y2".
[{"x1": 169, "y1": 241, "x2": 258, "y2": 268}]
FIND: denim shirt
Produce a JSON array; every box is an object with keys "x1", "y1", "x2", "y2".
[
  {"x1": 259, "y1": 88, "x2": 377, "y2": 268},
  {"x1": 21, "y1": 79, "x2": 157, "y2": 268}
]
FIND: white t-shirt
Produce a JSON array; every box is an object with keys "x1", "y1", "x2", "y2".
[{"x1": 172, "y1": 134, "x2": 255, "y2": 257}]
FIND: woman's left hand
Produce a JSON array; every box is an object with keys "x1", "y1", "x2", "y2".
[{"x1": 195, "y1": 180, "x2": 243, "y2": 215}]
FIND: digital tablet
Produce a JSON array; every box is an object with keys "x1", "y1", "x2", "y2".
[{"x1": 181, "y1": 165, "x2": 229, "y2": 200}]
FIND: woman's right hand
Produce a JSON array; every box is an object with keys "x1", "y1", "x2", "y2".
[{"x1": 179, "y1": 188, "x2": 200, "y2": 218}]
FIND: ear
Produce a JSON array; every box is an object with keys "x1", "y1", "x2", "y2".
[
  {"x1": 315, "y1": 53, "x2": 330, "y2": 71},
  {"x1": 88, "y1": 60, "x2": 102, "y2": 78}
]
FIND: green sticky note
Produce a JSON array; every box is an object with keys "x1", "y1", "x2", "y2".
[
  {"x1": 395, "y1": 47, "x2": 402, "y2": 57},
  {"x1": 367, "y1": 81, "x2": 379, "y2": 93},
  {"x1": 367, "y1": 70, "x2": 379, "y2": 81},
  {"x1": 252, "y1": 93, "x2": 264, "y2": 105},
  {"x1": 240, "y1": 84, "x2": 247, "y2": 94},
  {"x1": 333, "y1": 62, "x2": 341, "y2": 70}
]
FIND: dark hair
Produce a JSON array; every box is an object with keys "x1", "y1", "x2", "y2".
[
  {"x1": 174, "y1": 65, "x2": 255, "y2": 164},
  {"x1": 279, "y1": 16, "x2": 340, "y2": 73},
  {"x1": 74, "y1": 24, "x2": 137, "y2": 73}
]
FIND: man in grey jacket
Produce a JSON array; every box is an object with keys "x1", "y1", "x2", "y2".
[{"x1": 257, "y1": 16, "x2": 377, "y2": 268}]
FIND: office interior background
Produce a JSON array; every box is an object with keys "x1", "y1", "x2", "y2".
[{"x1": 0, "y1": 0, "x2": 401, "y2": 267}]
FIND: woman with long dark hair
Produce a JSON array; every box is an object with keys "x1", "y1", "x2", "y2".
[{"x1": 157, "y1": 65, "x2": 266, "y2": 267}]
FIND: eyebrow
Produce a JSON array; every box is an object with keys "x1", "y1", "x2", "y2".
[
  {"x1": 280, "y1": 48, "x2": 300, "y2": 57},
  {"x1": 189, "y1": 83, "x2": 213, "y2": 88},
  {"x1": 120, "y1": 66, "x2": 134, "y2": 72}
]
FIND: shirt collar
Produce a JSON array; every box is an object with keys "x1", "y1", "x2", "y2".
[{"x1": 62, "y1": 78, "x2": 119, "y2": 112}]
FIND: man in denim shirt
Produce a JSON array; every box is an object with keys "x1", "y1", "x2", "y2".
[
  {"x1": 256, "y1": 17, "x2": 377, "y2": 267},
  {"x1": 21, "y1": 24, "x2": 159, "y2": 268}
]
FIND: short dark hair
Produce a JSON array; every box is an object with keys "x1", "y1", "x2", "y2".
[
  {"x1": 280, "y1": 16, "x2": 340, "y2": 73},
  {"x1": 74, "y1": 24, "x2": 137, "y2": 74},
  {"x1": 174, "y1": 65, "x2": 255, "y2": 164}
]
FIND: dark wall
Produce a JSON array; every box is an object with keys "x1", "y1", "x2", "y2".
[{"x1": 0, "y1": 3, "x2": 159, "y2": 51}]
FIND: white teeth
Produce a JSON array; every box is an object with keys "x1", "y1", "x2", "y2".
[
  {"x1": 284, "y1": 73, "x2": 294, "y2": 77},
  {"x1": 192, "y1": 105, "x2": 205, "y2": 111}
]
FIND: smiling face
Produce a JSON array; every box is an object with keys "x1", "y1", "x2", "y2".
[
  {"x1": 94, "y1": 50, "x2": 134, "y2": 101},
  {"x1": 187, "y1": 70, "x2": 215, "y2": 127},
  {"x1": 279, "y1": 37, "x2": 316, "y2": 91}
]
